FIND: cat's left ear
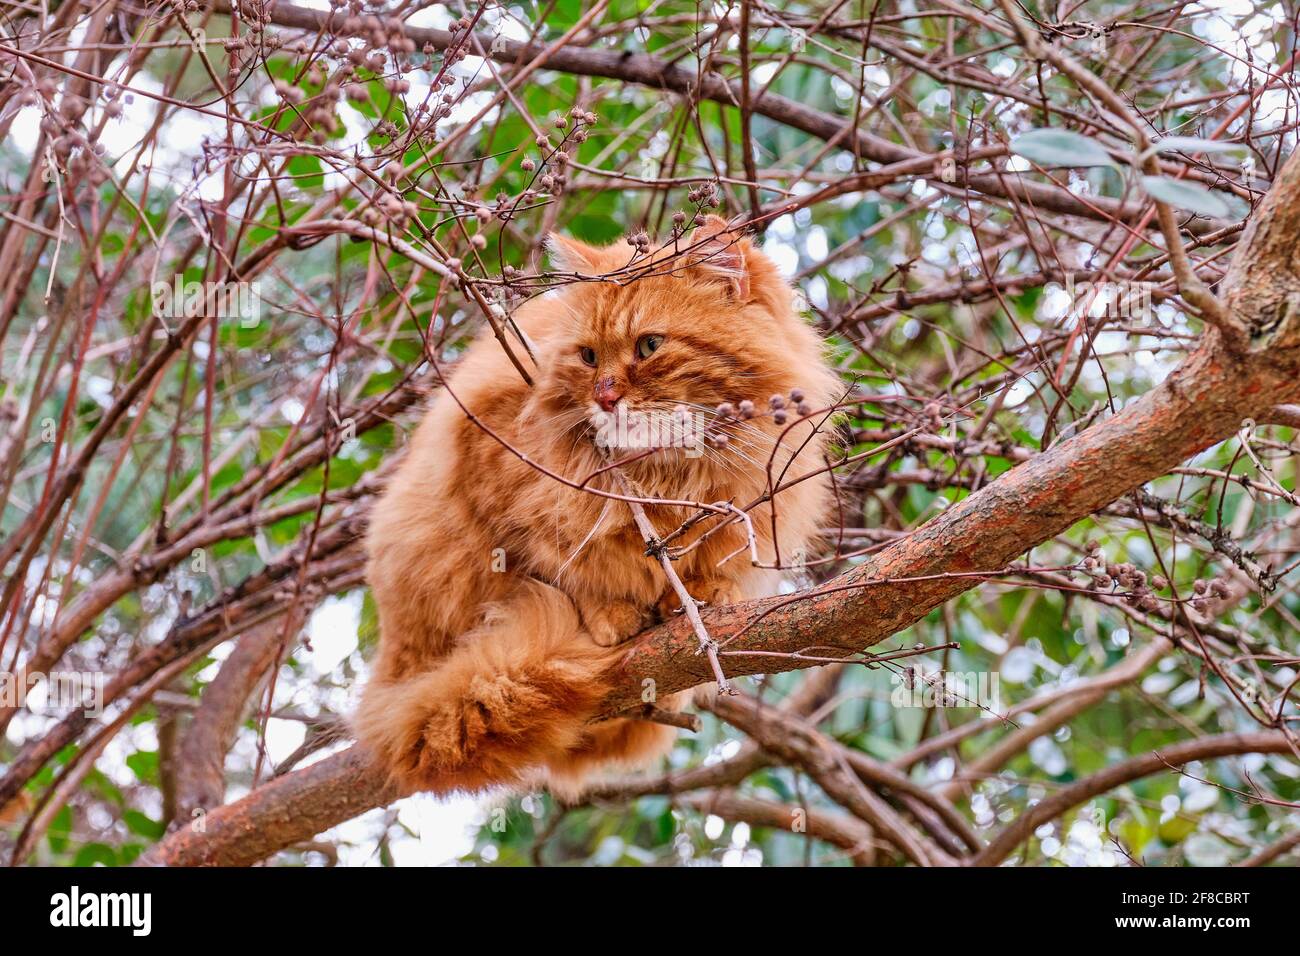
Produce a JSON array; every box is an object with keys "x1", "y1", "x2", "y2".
[
  {"x1": 546, "y1": 233, "x2": 603, "y2": 275},
  {"x1": 683, "y1": 215, "x2": 752, "y2": 302}
]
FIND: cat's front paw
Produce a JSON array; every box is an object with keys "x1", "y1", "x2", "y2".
[
  {"x1": 655, "y1": 577, "x2": 744, "y2": 619},
  {"x1": 581, "y1": 599, "x2": 649, "y2": 647}
]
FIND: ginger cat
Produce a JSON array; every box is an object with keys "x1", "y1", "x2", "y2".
[{"x1": 353, "y1": 216, "x2": 840, "y2": 798}]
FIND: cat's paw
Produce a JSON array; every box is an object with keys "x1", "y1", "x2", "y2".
[
  {"x1": 655, "y1": 577, "x2": 744, "y2": 619},
  {"x1": 581, "y1": 599, "x2": 649, "y2": 647}
]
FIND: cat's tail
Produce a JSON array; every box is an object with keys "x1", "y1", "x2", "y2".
[{"x1": 352, "y1": 580, "x2": 667, "y2": 795}]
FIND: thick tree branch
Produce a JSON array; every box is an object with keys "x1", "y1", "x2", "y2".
[
  {"x1": 173, "y1": 621, "x2": 286, "y2": 826},
  {"x1": 138, "y1": 744, "x2": 398, "y2": 867}
]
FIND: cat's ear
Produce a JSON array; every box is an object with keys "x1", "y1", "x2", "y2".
[
  {"x1": 683, "y1": 215, "x2": 752, "y2": 301},
  {"x1": 546, "y1": 233, "x2": 602, "y2": 275}
]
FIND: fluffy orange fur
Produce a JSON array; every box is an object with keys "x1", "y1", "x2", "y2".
[{"x1": 353, "y1": 216, "x2": 841, "y2": 799}]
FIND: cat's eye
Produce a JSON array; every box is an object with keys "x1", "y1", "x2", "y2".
[
  {"x1": 636, "y1": 334, "x2": 664, "y2": 360},
  {"x1": 579, "y1": 346, "x2": 598, "y2": 367}
]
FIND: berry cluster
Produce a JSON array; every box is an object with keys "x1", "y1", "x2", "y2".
[
  {"x1": 705, "y1": 389, "x2": 816, "y2": 447},
  {"x1": 523, "y1": 109, "x2": 598, "y2": 199},
  {"x1": 687, "y1": 181, "x2": 722, "y2": 208},
  {"x1": 1080, "y1": 541, "x2": 1234, "y2": 617}
]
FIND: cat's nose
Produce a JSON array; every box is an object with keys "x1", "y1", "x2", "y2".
[{"x1": 594, "y1": 376, "x2": 623, "y2": 412}]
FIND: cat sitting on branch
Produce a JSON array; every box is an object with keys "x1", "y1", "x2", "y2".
[{"x1": 353, "y1": 216, "x2": 841, "y2": 798}]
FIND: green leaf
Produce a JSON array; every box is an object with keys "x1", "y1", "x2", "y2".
[
  {"x1": 123, "y1": 809, "x2": 165, "y2": 840},
  {"x1": 1139, "y1": 175, "x2": 1230, "y2": 218},
  {"x1": 358, "y1": 589, "x2": 380, "y2": 651},
  {"x1": 287, "y1": 153, "x2": 324, "y2": 191},
  {"x1": 1011, "y1": 128, "x2": 1118, "y2": 168},
  {"x1": 73, "y1": 843, "x2": 119, "y2": 867},
  {"x1": 47, "y1": 805, "x2": 73, "y2": 852},
  {"x1": 1151, "y1": 136, "x2": 1247, "y2": 156},
  {"x1": 125, "y1": 750, "x2": 159, "y2": 784}
]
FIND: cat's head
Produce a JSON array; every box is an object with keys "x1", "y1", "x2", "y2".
[{"x1": 529, "y1": 216, "x2": 835, "y2": 468}]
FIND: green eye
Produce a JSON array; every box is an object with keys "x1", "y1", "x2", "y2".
[
  {"x1": 579, "y1": 346, "x2": 598, "y2": 367},
  {"x1": 636, "y1": 334, "x2": 664, "y2": 359}
]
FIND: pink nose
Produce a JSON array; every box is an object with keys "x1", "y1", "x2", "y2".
[{"x1": 594, "y1": 377, "x2": 622, "y2": 412}]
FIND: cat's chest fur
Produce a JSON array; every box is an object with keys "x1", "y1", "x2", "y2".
[{"x1": 495, "y1": 482, "x2": 749, "y2": 604}]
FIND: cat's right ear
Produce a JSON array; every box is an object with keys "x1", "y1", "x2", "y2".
[{"x1": 546, "y1": 233, "x2": 602, "y2": 275}]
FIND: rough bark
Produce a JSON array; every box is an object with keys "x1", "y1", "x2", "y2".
[
  {"x1": 139, "y1": 744, "x2": 398, "y2": 867},
  {"x1": 173, "y1": 622, "x2": 286, "y2": 826}
]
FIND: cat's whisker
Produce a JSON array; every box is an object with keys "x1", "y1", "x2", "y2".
[
  {"x1": 529, "y1": 406, "x2": 593, "y2": 433},
  {"x1": 556, "y1": 495, "x2": 613, "y2": 579}
]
